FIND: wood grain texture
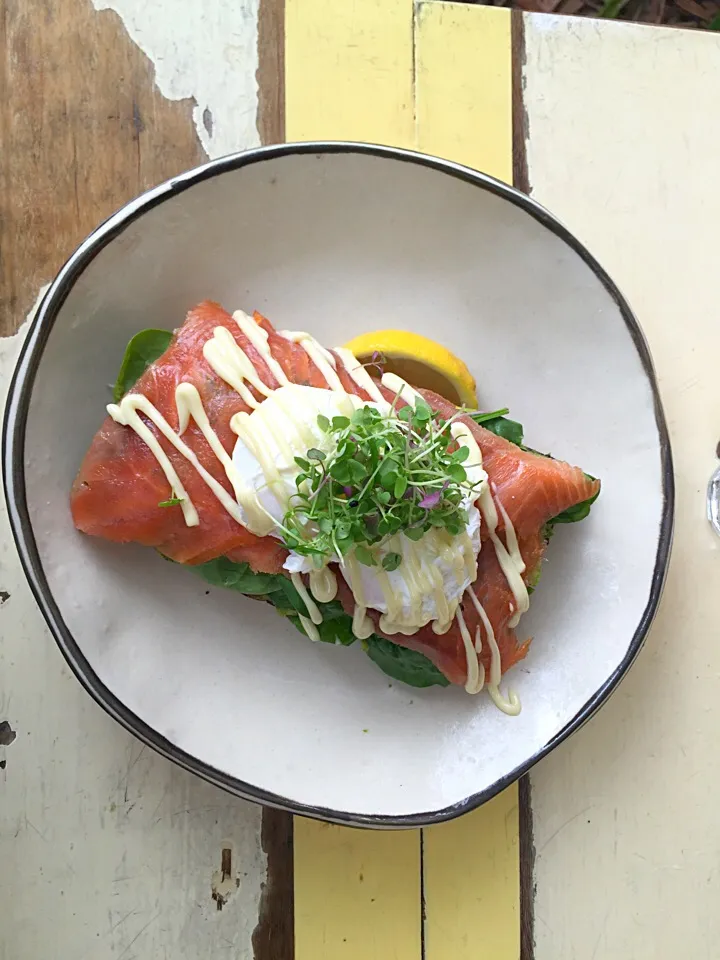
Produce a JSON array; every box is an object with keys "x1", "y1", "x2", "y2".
[
  {"x1": 257, "y1": 0, "x2": 285, "y2": 145},
  {"x1": 511, "y1": 8, "x2": 530, "y2": 195},
  {"x1": 253, "y1": 807, "x2": 294, "y2": 960},
  {"x1": 523, "y1": 13, "x2": 720, "y2": 959},
  {"x1": 256, "y1": 3, "x2": 294, "y2": 955},
  {"x1": 519, "y1": 775, "x2": 535, "y2": 960},
  {"x1": 0, "y1": 0, "x2": 204, "y2": 336},
  {"x1": 0, "y1": 3, "x2": 273, "y2": 959}
]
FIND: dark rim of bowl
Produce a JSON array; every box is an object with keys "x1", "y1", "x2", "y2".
[{"x1": 2, "y1": 142, "x2": 674, "y2": 828}]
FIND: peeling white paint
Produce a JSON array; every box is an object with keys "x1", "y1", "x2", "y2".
[
  {"x1": 92, "y1": 0, "x2": 261, "y2": 158},
  {"x1": 1, "y1": 287, "x2": 266, "y2": 959},
  {"x1": 524, "y1": 14, "x2": 720, "y2": 960}
]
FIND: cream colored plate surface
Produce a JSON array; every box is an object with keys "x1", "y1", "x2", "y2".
[{"x1": 7, "y1": 146, "x2": 669, "y2": 820}]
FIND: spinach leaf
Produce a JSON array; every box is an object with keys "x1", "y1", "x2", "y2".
[
  {"x1": 548, "y1": 482, "x2": 600, "y2": 525},
  {"x1": 366, "y1": 635, "x2": 450, "y2": 688},
  {"x1": 113, "y1": 328, "x2": 173, "y2": 402},
  {"x1": 286, "y1": 600, "x2": 357, "y2": 646},
  {"x1": 192, "y1": 556, "x2": 447, "y2": 683},
  {"x1": 474, "y1": 414, "x2": 524, "y2": 447},
  {"x1": 193, "y1": 557, "x2": 282, "y2": 596}
]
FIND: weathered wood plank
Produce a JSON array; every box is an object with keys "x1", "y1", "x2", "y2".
[
  {"x1": 0, "y1": 0, "x2": 204, "y2": 336},
  {"x1": 523, "y1": 13, "x2": 720, "y2": 959},
  {"x1": 0, "y1": 2, "x2": 270, "y2": 958}
]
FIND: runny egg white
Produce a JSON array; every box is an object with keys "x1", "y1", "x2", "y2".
[{"x1": 230, "y1": 384, "x2": 486, "y2": 629}]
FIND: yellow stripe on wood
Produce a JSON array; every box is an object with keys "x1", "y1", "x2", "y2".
[
  {"x1": 414, "y1": 8, "x2": 518, "y2": 959},
  {"x1": 415, "y1": 1, "x2": 513, "y2": 181},
  {"x1": 424, "y1": 789, "x2": 520, "y2": 960},
  {"x1": 294, "y1": 819, "x2": 422, "y2": 960},
  {"x1": 285, "y1": 0, "x2": 415, "y2": 148},
  {"x1": 286, "y1": 2, "x2": 518, "y2": 959}
]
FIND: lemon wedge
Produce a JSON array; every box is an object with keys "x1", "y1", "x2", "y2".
[{"x1": 343, "y1": 330, "x2": 477, "y2": 408}]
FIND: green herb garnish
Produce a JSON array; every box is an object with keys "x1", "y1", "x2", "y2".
[
  {"x1": 158, "y1": 496, "x2": 184, "y2": 508},
  {"x1": 113, "y1": 328, "x2": 174, "y2": 402},
  {"x1": 278, "y1": 399, "x2": 482, "y2": 568}
]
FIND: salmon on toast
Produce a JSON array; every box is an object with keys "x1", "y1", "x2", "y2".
[{"x1": 71, "y1": 301, "x2": 599, "y2": 708}]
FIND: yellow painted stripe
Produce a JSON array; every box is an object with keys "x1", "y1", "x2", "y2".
[
  {"x1": 286, "y1": 3, "x2": 518, "y2": 959},
  {"x1": 285, "y1": 0, "x2": 415, "y2": 147},
  {"x1": 414, "y1": 10, "x2": 517, "y2": 958},
  {"x1": 294, "y1": 819, "x2": 422, "y2": 960},
  {"x1": 424, "y1": 791, "x2": 520, "y2": 959},
  {"x1": 415, "y1": 1, "x2": 513, "y2": 181}
]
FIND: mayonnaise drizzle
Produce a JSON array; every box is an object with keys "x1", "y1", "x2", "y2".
[
  {"x1": 109, "y1": 310, "x2": 531, "y2": 712},
  {"x1": 279, "y1": 331, "x2": 346, "y2": 392},
  {"x1": 456, "y1": 607, "x2": 484, "y2": 694},
  {"x1": 333, "y1": 347, "x2": 388, "y2": 406},
  {"x1": 291, "y1": 573, "x2": 323, "y2": 627},
  {"x1": 107, "y1": 383, "x2": 251, "y2": 528},
  {"x1": 381, "y1": 372, "x2": 422, "y2": 405},
  {"x1": 465, "y1": 587, "x2": 521, "y2": 716},
  {"x1": 309, "y1": 567, "x2": 338, "y2": 603}
]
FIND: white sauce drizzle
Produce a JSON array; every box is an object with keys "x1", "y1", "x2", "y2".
[
  {"x1": 298, "y1": 615, "x2": 320, "y2": 643},
  {"x1": 456, "y1": 607, "x2": 484, "y2": 694},
  {"x1": 309, "y1": 567, "x2": 338, "y2": 603},
  {"x1": 381, "y1": 371, "x2": 422, "y2": 405},
  {"x1": 109, "y1": 310, "x2": 530, "y2": 711},
  {"x1": 279, "y1": 331, "x2": 346, "y2": 392},
  {"x1": 333, "y1": 347, "x2": 388, "y2": 406},
  {"x1": 107, "y1": 384, "x2": 251, "y2": 528},
  {"x1": 290, "y1": 572, "x2": 323, "y2": 626},
  {"x1": 465, "y1": 588, "x2": 521, "y2": 716}
]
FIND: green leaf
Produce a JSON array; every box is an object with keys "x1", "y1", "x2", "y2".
[
  {"x1": 382, "y1": 552, "x2": 402, "y2": 572},
  {"x1": 306, "y1": 448, "x2": 326, "y2": 461},
  {"x1": 381, "y1": 470, "x2": 398, "y2": 492},
  {"x1": 548, "y1": 480, "x2": 600, "y2": 525},
  {"x1": 332, "y1": 416, "x2": 350, "y2": 429},
  {"x1": 158, "y1": 496, "x2": 183, "y2": 507},
  {"x1": 404, "y1": 526, "x2": 425, "y2": 541},
  {"x1": 451, "y1": 446, "x2": 470, "y2": 463},
  {"x1": 393, "y1": 475, "x2": 408, "y2": 499},
  {"x1": 113, "y1": 328, "x2": 173, "y2": 402},
  {"x1": 597, "y1": 0, "x2": 629, "y2": 16},
  {"x1": 193, "y1": 557, "x2": 281, "y2": 596},
  {"x1": 355, "y1": 545, "x2": 376, "y2": 566},
  {"x1": 710, "y1": 12, "x2": 720, "y2": 29},
  {"x1": 469, "y1": 407, "x2": 510, "y2": 424},
  {"x1": 478, "y1": 415, "x2": 524, "y2": 446},
  {"x1": 190, "y1": 557, "x2": 452, "y2": 687},
  {"x1": 413, "y1": 399, "x2": 432, "y2": 423},
  {"x1": 349, "y1": 459, "x2": 368, "y2": 482},
  {"x1": 330, "y1": 461, "x2": 352, "y2": 483},
  {"x1": 365, "y1": 636, "x2": 449, "y2": 688},
  {"x1": 447, "y1": 463, "x2": 467, "y2": 483},
  {"x1": 317, "y1": 414, "x2": 330, "y2": 432}
]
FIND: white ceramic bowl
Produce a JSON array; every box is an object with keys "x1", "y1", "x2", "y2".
[{"x1": 3, "y1": 144, "x2": 673, "y2": 826}]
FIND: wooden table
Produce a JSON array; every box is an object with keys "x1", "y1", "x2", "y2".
[{"x1": 2, "y1": 2, "x2": 719, "y2": 957}]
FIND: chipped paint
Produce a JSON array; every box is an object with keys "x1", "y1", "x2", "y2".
[
  {"x1": 0, "y1": 722, "x2": 17, "y2": 747},
  {"x1": 91, "y1": 0, "x2": 261, "y2": 158},
  {"x1": 1, "y1": 285, "x2": 267, "y2": 956}
]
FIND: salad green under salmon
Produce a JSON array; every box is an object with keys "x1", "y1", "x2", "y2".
[{"x1": 70, "y1": 301, "x2": 599, "y2": 711}]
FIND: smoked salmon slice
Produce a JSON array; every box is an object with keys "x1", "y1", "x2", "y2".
[{"x1": 71, "y1": 301, "x2": 599, "y2": 687}]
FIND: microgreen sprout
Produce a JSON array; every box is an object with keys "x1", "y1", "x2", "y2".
[
  {"x1": 279, "y1": 399, "x2": 484, "y2": 568},
  {"x1": 158, "y1": 496, "x2": 184, "y2": 508}
]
